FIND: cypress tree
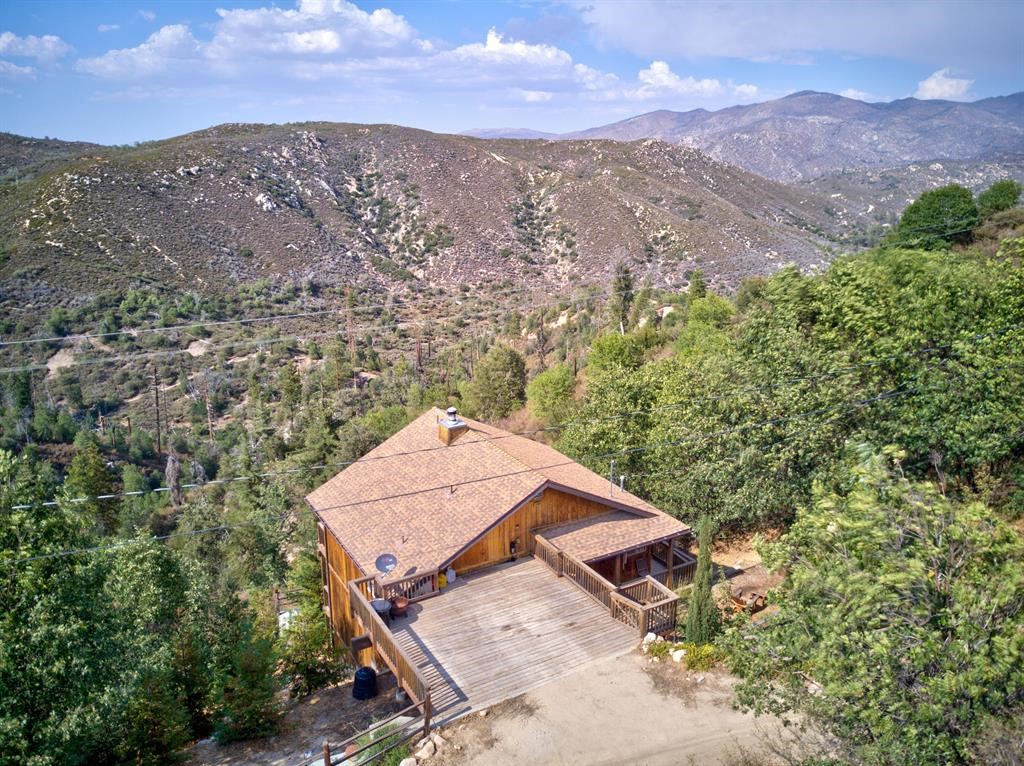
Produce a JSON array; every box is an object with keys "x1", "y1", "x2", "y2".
[{"x1": 685, "y1": 516, "x2": 720, "y2": 644}]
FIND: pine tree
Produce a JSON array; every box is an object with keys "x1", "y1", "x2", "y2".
[{"x1": 685, "y1": 516, "x2": 720, "y2": 644}]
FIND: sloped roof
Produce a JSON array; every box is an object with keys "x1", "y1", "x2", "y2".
[
  {"x1": 537, "y1": 511, "x2": 680, "y2": 562},
  {"x1": 307, "y1": 407, "x2": 689, "y2": 580}
]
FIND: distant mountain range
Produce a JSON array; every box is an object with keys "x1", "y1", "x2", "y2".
[
  {"x1": 464, "y1": 91, "x2": 1024, "y2": 182},
  {"x1": 0, "y1": 123, "x2": 851, "y2": 315}
]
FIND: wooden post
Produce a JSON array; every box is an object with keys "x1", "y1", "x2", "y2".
[
  {"x1": 665, "y1": 538, "x2": 675, "y2": 589},
  {"x1": 322, "y1": 741, "x2": 331, "y2": 766},
  {"x1": 422, "y1": 690, "x2": 432, "y2": 737},
  {"x1": 202, "y1": 373, "x2": 216, "y2": 448},
  {"x1": 614, "y1": 554, "x2": 622, "y2": 586},
  {"x1": 152, "y1": 369, "x2": 162, "y2": 455}
]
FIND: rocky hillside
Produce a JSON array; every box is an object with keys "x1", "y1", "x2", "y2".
[
  {"x1": 0, "y1": 123, "x2": 851, "y2": 313},
  {"x1": 800, "y1": 159, "x2": 1024, "y2": 228},
  {"x1": 470, "y1": 91, "x2": 1024, "y2": 183},
  {"x1": 0, "y1": 133, "x2": 102, "y2": 184}
]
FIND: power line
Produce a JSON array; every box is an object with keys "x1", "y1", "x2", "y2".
[
  {"x1": 0, "y1": 281, "x2": 560, "y2": 349},
  {"x1": 9, "y1": 356, "x2": 1019, "y2": 565},
  {"x1": 0, "y1": 284, "x2": 618, "y2": 375},
  {"x1": 7, "y1": 321, "x2": 1021, "y2": 511}
]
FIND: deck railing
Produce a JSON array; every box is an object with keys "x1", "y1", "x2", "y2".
[
  {"x1": 533, "y1": 535, "x2": 563, "y2": 575},
  {"x1": 379, "y1": 571, "x2": 439, "y2": 603},
  {"x1": 348, "y1": 576, "x2": 431, "y2": 706},
  {"x1": 536, "y1": 538, "x2": 681, "y2": 637},
  {"x1": 652, "y1": 541, "x2": 698, "y2": 586},
  {"x1": 561, "y1": 552, "x2": 616, "y2": 608}
]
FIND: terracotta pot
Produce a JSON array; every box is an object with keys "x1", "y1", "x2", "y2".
[{"x1": 390, "y1": 595, "x2": 410, "y2": 618}]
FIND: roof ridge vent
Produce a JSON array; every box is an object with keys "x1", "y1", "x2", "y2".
[{"x1": 438, "y1": 406, "x2": 468, "y2": 446}]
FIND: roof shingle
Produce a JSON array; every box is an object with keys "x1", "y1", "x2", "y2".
[{"x1": 307, "y1": 408, "x2": 689, "y2": 579}]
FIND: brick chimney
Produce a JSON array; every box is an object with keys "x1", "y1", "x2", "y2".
[{"x1": 438, "y1": 406, "x2": 468, "y2": 446}]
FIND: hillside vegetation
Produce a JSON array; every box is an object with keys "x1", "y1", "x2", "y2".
[
  {"x1": 0, "y1": 123, "x2": 856, "y2": 320},
  {"x1": 0, "y1": 175, "x2": 1022, "y2": 765}
]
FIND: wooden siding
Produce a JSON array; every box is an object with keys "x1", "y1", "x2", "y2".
[
  {"x1": 320, "y1": 520, "x2": 374, "y2": 664},
  {"x1": 448, "y1": 488, "x2": 615, "y2": 575}
]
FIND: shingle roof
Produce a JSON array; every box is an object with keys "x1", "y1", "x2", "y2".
[
  {"x1": 537, "y1": 511, "x2": 681, "y2": 562},
  {"x1": 307, "y1": 407, "x2": 689, "y2": 580}
]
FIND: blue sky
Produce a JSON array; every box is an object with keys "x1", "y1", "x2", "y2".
[{"x1": 2, "y1": 0, "x2": 1022, "y2": 144}]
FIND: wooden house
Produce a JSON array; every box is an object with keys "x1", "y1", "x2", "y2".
[{"x1": 307, "y1": 407, "x2": 694, "y2": 720}]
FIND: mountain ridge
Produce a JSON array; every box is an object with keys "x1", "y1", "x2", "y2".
[
  {"x1": 0, "y1": 122, "x2": 849, "y2": 317},
  {"x1": 463, "y1": 90, "x2": 1024, "y2": 182}
]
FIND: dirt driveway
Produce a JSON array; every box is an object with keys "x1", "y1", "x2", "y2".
[{"x1": 431, "y1": 651, "x2": 776, "y2": 766}]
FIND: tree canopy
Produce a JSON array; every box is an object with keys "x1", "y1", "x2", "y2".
[
  {"x1": 724, "y1": 448, "x2": 1024, "y2": 766},
  {"x1": 977, "y1": 178, "x2": 1022, "y2": 219},
  {"x1": 892, "y1": 184, "x2": 979, "y2": 249}
]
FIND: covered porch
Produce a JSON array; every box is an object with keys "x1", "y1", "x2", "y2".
[{"x1": 535, "y1": 511, "x2": 697, "y2": 588}]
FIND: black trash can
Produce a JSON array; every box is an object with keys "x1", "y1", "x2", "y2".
[{"x1": 352, "y1": 666, "x2": 378, "y2": 700}]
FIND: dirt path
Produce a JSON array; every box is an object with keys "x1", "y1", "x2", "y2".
[{"x1": 432, "y1": 651, "x2": 777, "y2": 766}]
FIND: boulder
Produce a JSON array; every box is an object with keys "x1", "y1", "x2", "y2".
[
  {"x1": 399, "y1": 759, "x2": 418, "y2": 766},
  {"x1": 414, "y1": 739, "x2": 436, "y2": 760},
  {"x1": 671, "y1": 649, "x2": 686, "y2": 663}
]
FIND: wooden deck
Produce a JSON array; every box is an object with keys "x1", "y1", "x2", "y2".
[{"x1": 390, "y1": 557, "x2": 638, "y2": 723}]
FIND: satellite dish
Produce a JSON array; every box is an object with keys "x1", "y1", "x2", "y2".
[{"x1": 375, "y1": 553, "x2": 398, "y2": 575}]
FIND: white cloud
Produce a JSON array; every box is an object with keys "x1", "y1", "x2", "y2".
[
  {"x1": 839, "y1": 88, "x2": 871, "y2": 101},
  {"x1": 75, "y1": 25, "x2": 201, "y2": 79},
  {"x1": 573, "y1": 1, "x2": 1023, "y2": 74},
  {"x1": 515, "y1": 88, "x2": 554, "y2": 102},
  {"x1": 207, "y1": 1, "x2": 414, "y2": 59},
  {"x1": 0, "y1": 31, "x2": 71, "y2": 61},
  {"x1": 632, "y1": 61, "x2": 722, "y2": 99},
  {"x1": 914, "y1": 68, "x2": 973, "y2": 100},
  {"x1": 449, "y1": 29, "x2": 571, "y2": 69},
  {"x1": 138, "y1": 10, "x2": 156, "y2": 22},
  {"x1": 0, "y1": 59, "x2": 35, "y2": 79},
  {"x1": 70, "y1": 1, "x2": 758, "y2": 116},
  {"x1": 98, "y1": 24, "x2": 121, "y2": 33}
]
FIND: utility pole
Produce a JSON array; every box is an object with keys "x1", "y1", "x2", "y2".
[
  {"x1": 345, "y1": 288, "x2": 357, "y2": 366},
  {"x1": 152, "y1": 368, "x2": 162, "y2": 455},
  {"x1": 202, "y1": 372, "x2": 216, "y2": 449}
]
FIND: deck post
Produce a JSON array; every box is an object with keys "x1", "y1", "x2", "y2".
[
  {"x1": 422, "y1": 690, "x2": 432, "y2": 737},
  {"x1": 614, "y1": 554, "x2": 622, "y2": 585},
  {"x1": 665, "y1": 538, "x2": 675, "y2": 589},
  {"x1": 322, "y1": 741, "x2": 331, "y2": 766}
]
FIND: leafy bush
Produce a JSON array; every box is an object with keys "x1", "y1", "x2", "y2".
[
  {"x1": 526, "y1": 364, "x2": 575, "y2": 425},
  {"x1": 891, "y1": 184, "x2": 978, "y2": 249},
  {"x1": 977, "y1": 178, "x2": 1022, "y2": 218}
]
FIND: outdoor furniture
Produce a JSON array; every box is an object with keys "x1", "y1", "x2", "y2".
[
  {"x1": 390, "y1": 595, "x2": 410, "y2": 619},
  {"x1": 636, "y1": 558, "x2": 650, "y2": 578},
  {"x1": 370, "y1": 598, "x2": 392, "y2": 626}
]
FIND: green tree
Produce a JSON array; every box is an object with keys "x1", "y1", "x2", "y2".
[
  {"x1": 276, "y1": 550, "x2": 344, "y2": 697},
  {"x1": 687, "y1": 269, "x2": 707, "y2": 298},
  {"x1": 65, "y1": 441, "x2": 118, "y2": 535},
  {"x1": 977, "y1": 178, "x2": 1022, "y2": 218},
  {"x1": 210, "y1": 601, "x2": 280, "y2": 744},
  {"x1": 586, "y1": 332, "x2": 645, "y2": 374},
  {"x1": 608, "y1": 263, "x2": 634, "y2": 333},
  {"x1": 526, "y1": 364, "x2": 576, "y2": 425},
  {"x1": 684, "y1": 517, "x2": 720, "y2": 643},
  {"x1": 277, "y1": 362, "x2": 302, "y2": 410},
  {"x1": 464, "y1": 344, "x2": 526, "y2": 420},
  {"x1": 724, "y1": 448, "x2": 1024, "y2": 765},
  {"x1": 892, "y1": 184, "x2": 978, "y2": 249}
]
